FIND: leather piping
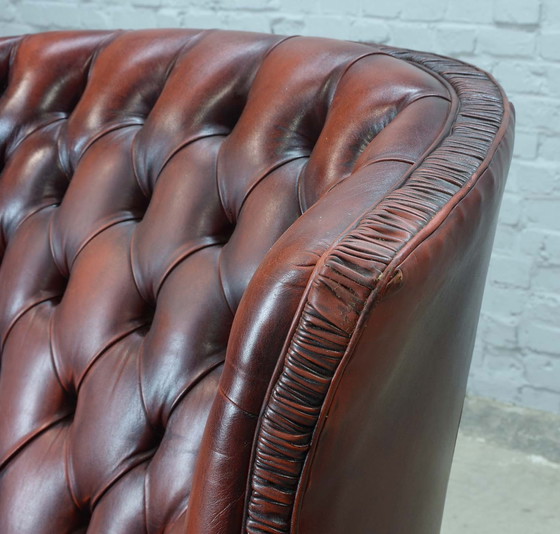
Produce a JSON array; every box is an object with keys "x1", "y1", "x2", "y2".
[{"x1": 244, "y1": 46, "x2": 508, "y2": 534}]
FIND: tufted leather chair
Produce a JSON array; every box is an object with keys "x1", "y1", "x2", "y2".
[{"x1": 0, "y1": 29, "x2": 514, "y2": 533}]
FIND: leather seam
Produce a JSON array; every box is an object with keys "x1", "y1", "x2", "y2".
[
  {"x1": 69, "y1": 216, "x2": 141, "y2": 273},
  {"x1": 296, "y1": 140, "x2": 512, "y2": 531},
  {"x1": 291, "y1": 49, "x2": 512, "y2": 533},
  {"x1": 148, "y1": 132, "x2": 229, "y2": 197},
  {"x1": 235, "y1": 154, "x2": 310, "y2": 220},
  {"x1": 0, "y1": 412, "x2": 71, "y2": 472},
  {"x1": 244, "y1": 45, "x2": 508, "y2": 534},
  {"x1": 216, "y1": 246, "x2": 237, "y2": 318},
  {"x1": 0, "y1": 292, "x2": 60, "y2": 351},
  {"x1": 74, "y1": 322, "x2": 149, "y2": 394},
  {"x1": 154, "y1": 239, "x2": 227, "y2": 300},
  {"x1": 218, "y1": 386, "x2": 259, "y2": 419},
  {"x1": 166, "y1": 359, "x2": 225, "y2": 425}
]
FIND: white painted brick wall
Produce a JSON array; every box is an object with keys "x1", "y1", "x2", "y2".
[{"x1": 0, "y1": 0, "x2": 559, "y2": 413}]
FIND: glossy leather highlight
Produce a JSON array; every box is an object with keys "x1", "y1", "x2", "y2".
[{"x1": 0, "y1": 29, "x2": 513, "y2": 533}]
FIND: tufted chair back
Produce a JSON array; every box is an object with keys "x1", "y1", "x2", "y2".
[{"x1": 0, "y1": 29, "x2": 513, "y2": 534}]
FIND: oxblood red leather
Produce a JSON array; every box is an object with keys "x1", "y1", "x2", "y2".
[{"x1": 0, "y1": 29, "x2": 513, "y2": 533}]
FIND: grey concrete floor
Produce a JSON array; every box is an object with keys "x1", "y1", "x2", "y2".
[{"x1": 442, "y1": 432, "x2": 560, "y2": 533}]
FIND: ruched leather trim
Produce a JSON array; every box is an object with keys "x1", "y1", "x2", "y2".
[{"x1": 244, "y1": 47, "x2": 508, "y2": 534}]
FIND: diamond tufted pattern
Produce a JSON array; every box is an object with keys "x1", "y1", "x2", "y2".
[{"x1": 0, "y1": 29, "x2": 513, "y2": 534}]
